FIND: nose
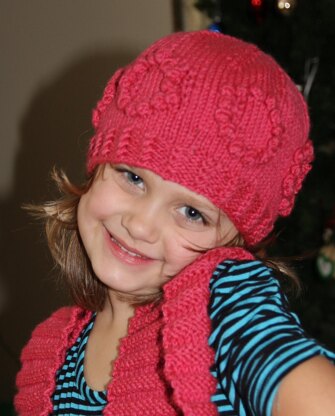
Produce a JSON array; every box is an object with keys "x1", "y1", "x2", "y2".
[{"x1": 121, "y1": 197, "x2": 161, "y2": 244}]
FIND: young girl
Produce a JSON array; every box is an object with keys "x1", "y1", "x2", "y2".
[{"x1": 15, "y1": 30, "x2": 335, "y2": 416}]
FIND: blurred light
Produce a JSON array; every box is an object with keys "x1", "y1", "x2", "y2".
[
  {"x1": 277, "y1": 0, "x2": 297, "y2": 14},
  {"x1": 251, "y1": 0, "x2": 263, "y2": 8}
]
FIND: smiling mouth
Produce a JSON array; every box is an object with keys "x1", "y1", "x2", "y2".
[
  {"x1": 110, "y1": 236, "x2": 148, "y2": 259},
  {"x1": 105, "y1": 229, "x2": 154, "y2": 265}
]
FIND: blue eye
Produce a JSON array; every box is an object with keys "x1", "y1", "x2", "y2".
[
  {"x1": 114, "y1": 166, "x2": 145, "y2": 189},
  {"x1": 125, "y1": 171, "x2": 143, "y2": 185},
  {"x1": 180, "y1": 206, "x2": 206, "y2": 224}
]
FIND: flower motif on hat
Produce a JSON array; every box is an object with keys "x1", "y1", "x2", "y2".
[
  {"x1": 115, "y1": 48, "x2": 190, "y2": 118},
  {"x1": 278, "y1": 140, "x2": 314, "y2": 216},
  {"x1": 214, "y1": 86, "x2": 284, "y2": 165},
  {"x1": 92, "y1": 68, "x2": 125, "y2": 129}
]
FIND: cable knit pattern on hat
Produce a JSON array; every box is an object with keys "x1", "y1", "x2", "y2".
[
  {"x1": 15, "y1": 248, "x2": 253, "y2": 415},
  {"x1": 87, "y1": 30, "x2": 313, "y2": 246}
]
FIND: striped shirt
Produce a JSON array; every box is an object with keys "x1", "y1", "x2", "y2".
[
  {"x1": 209, "y1": 260, "x2": 335, "y2": 416},
  {"x1": 52, "y1": 314, "x2": 107, "y2": 415},
  {"x1": 52, "y1": 260, "x2": 335, "y2": 415}
]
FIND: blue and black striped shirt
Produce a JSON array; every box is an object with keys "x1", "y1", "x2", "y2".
[
  {"x1": 52, "y1": 260, "x2": 335, "y2": 415},
  {"x1": 52, "y1": 314, "x2": 107, "y2": 415},
  {"x1": 209, "y1": 260, "x2": 335, "y2": 415}
]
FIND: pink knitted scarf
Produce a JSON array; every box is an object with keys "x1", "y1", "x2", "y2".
[{"x1": 15, "y1": 248, "x2": 253, "y2": 415}]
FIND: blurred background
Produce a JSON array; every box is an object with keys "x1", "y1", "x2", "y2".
[{"x1": 1, "y1": 1, "x2": 334, "y2": 413}]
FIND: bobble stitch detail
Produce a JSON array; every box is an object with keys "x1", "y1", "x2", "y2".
[
  {"x1": 115, "y1": 49, "x2": 189, "y2": 119},
  {"x1": 278, "y1": 140, "x2": 314, "y2": 216},
  {"x1": 214, "y1": 87, "x2": 284, "y2": 165},
  {"x1": 92, "y1": 68, "x2": 124, "y2": 128}
]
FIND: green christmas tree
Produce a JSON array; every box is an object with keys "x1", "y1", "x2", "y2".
[{"x1": 195, "y1": 0, "x2": 335, "y2": 348}]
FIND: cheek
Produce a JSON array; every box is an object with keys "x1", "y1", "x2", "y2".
[
  {"x1": 217, "y1": 220, "x2": 239, "y2": 246},
  {"x1": 77, "y1": 191, "x2": 106, "y2": 247},
  {"x1": 163, "y1": 229, "x2": 225, "y2": 276},
  {"x1": 78, "y1": 186, "x2": 115, "y2": 223},
  {"x1": 164, "y1": 238, "x2": 202, "y2": 274},
  {"x1": 77, "y1": 194, "x2": 92, "y2": 244},
  {"x1": 77, "y1": 194, "x2": 87, "y2": 228}
]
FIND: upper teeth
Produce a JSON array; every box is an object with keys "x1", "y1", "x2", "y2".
[{"x1": 112, "y1": 237, "x2": 144, "y2": 258}]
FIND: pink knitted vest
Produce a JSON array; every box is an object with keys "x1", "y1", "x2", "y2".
[{"x1": 15, "y1": 248, "x2": 253, "y2": 415}]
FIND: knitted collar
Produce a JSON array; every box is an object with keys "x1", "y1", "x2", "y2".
[
  {"x1": 107, "y1": 247, "x2": 254, "y2": 415},
  {"x1": 16, "y1": 247, "x2": 253, "y2": 415}
]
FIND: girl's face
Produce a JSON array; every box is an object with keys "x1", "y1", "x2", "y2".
[{"x1": 78, "y1": 164, "x2": 237, "y2": 297}]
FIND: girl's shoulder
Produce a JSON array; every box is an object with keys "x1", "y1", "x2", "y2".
[
  {"x1": 19, "y1": 305, "x2": 92, "y2": 366},
  {"x1": 15, "y1": 306, "x2": 92, "y2": 415},
  {"x1": 208, "y1": 259, "x2": 335, "y2": 416},
  {"x1": 24, "y1": 306, "x2": 90, "y2": 346},
  {"x1": 210, "y1": 258, "x2": 281, "y2": 292},
  {"x1": 209, "y1": 258, "x2": 291, "y2": 321},
  {"x1": 213, "y1": 258, "x2": 272, "y2": 274}
]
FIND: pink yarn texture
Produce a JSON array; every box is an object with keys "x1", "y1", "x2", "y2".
[
  {"x1": 15, "y1": 248, "x2": 253, "y2": 415},
  {"x1": 87, "y1": 30, "x2": 313, "y2": 245}
]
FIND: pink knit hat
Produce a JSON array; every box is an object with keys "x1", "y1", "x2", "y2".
[{"x1": 87, "y1": 30, "x2": 313, "y2": 246}]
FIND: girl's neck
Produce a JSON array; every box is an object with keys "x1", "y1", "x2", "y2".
[
  {"x1": 84, "y1": 291, "x2": 135, "y2": 391},
  {"x1": 100, "y1": 289, "x2": 136, "y2": 328}
]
